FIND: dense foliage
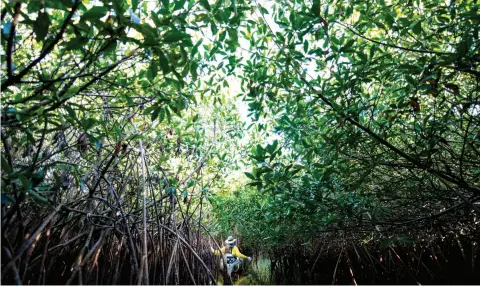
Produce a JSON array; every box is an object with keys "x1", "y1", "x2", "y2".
[
  {"x1": 1, "y1": 0, "x2": 249, "y2": 284},
  {"x1": 1, "y1": 0, "x2": 479, "y2": 284},
  {"x1": 212, "y1": 0, "x2": 480, "y2": 248}
]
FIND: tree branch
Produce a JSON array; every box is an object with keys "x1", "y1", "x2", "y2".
[
  {"x1": 334, "y1": 21, "x2": 452, "y2": 55},
  {"x1": 1, "y1": 0, "x2": 81, "y2": 89}
]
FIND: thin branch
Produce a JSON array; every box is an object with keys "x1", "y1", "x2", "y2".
[
  {"x1": 334, "y1": 21, "x2": 452, "y2": 55},
  {"x1": 1, "y1": 0, "x2": 81, "y2": 89},
  {"x1": 6, "y1": 2, "x2": 21, "y2": 77},
  {"x1": 1, "y1": 203, "x2": 64, "y2": 276}
]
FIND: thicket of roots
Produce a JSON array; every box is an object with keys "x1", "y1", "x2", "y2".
[
  {"x1": 1, "y1": 125, "x2": 225, "y2": 285},
  {"x1": 264, "y1": 216, "x2": 480, "y2": 284},
  {"x1": 2, "y1": 187, "x2": 224, "y2": 285}
]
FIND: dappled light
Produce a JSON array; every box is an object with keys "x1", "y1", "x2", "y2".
[{"x1": 1, "y1": 0, "x2": 479, "y2": 285}]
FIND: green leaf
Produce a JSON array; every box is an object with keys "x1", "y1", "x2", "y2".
[
  {"x1": 245, "y1": 172, "x2": 256, "y2": 180},
  {"x1": 342, "y1": 39, "x2": 354, "y2": 51},
  {"x1": 214, "y1": 10, "x2": 230, "y2": 23},
  {"x1": 82, "y1": 118, "x2": 96, "y2": 130},
  {"x1": 385, "y1": 14, "x2": 394, "y2": 26},
  {"x1": 311, "y1": 2, "x2": 320, "y2": 17},
  {"x1": 132, "y1": 0, "x2": 139, "y2": 11},
  {"x1": 191, "y1": 39, "x2": 203, "y2": 57},
  {"x1": 271, "y1": 140, "x2": 278, "y2": 152},
  {"x1": 64, "y1": 36, "x2": 89, "y2": 51},
  {"x1": 147, "y1": 61, "x2": 158, "y2": 82},
  {"x1": 303, "y1": 41, "x2": 309, "y2": 53},
  {"x1": 82, "y1": 6, "x2": 108, "y2": 21},
  {"x1": 162, "y1": 0, "x2": 169, "y2": 9},
  {"x1": 257, "y1": 5, "x2": 269, "y2": 15},
  {"x1": 19, "y1": 174, "x2": 31, "y2": 191},
  {"x1": 27, "y1": 2, "x2": 42, "y2": 13},
  {"x1": 103, "y1": 40, "x2": 117, "y2": 55},
  {"x1": 210, "y1": 22, "x2": 218, "y2": 35},
  {"x1": 64, "y1": 105, "x2": 77, "y2": 120},
  {"x1": 163, "y1": 31, "x2": 190, "y2": 43},
  {"x1": 174, "y1": 0, "x2": 186, "y2": 11},
  {"x1": 410, "y1": 20, "x2": 422, "y2": 35},
  {"x1": 199, "y1": 0, "x2": 211, "y2": 11},
  {"x1": 151, "y1": 106, "x2": 161, "y2": 121},
  {"x1": 113, "y1": 124, "x2": 122, "y2": 137},
  {"x1": 159, "y1": 108, "x2": 165, "y2": 122},
  {"x1": 190, "y1": 61, "x2": 199, "y2": 81},
  {"x1": 1, "y1": 155, "x2": 12, "y2": 174},
  {"x1": 113, "y1": 1, "x2": 128, "y2": 14},
  {"x1": 157, "y1": 49, "x2": 171, "y2": 74},
  {"x1": 34, "y1": 12, "x2": 50, "y2": 42},
  {"x1": 165, "y1": 105, "x2": 172, "y2": 122},
  {"x1": 45, "y1": 0, "x2": 70, "y2": 10}
]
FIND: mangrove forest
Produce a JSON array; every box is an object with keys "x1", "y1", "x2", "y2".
[{"x1": 1, "y1": 0, "x2": 479, "y2": 284}]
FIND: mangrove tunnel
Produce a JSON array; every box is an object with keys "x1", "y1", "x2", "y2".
[{"x1": 1, "y1": 0, "x2": 479, "y2": 284}]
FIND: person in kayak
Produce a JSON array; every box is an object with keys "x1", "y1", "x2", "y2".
[{"x1": 210, "y1": 236, "x2": 252, "y2": 274}]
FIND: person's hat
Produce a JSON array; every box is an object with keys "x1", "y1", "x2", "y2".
[{"x1": 225, "y1": 236, "x2": 236, "y2": 244}]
